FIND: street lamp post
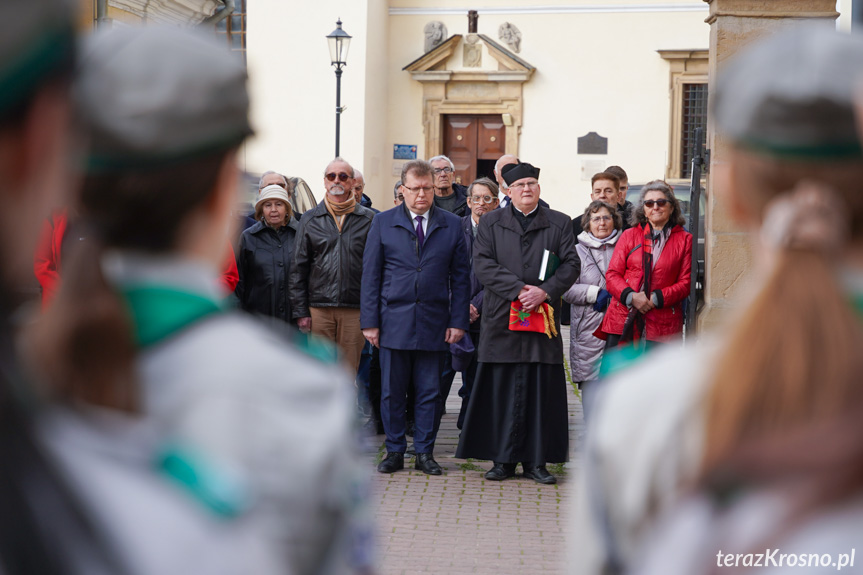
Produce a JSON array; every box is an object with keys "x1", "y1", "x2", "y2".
[{"x1": 326, "y1": 19, "x2": 352, "y2": 157}]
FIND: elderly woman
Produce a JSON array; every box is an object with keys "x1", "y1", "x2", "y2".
[
  {"x1": 236, "y1": 184, "x2": 299, "y2": 322},
  {"x1": 597, "y1": 180, "x2": 692, "y2": 346},
  {"x1": 562, "y1": 201, "x2": 622, "y2": 391},
  {"x1": 571, "y1": 27, "x2": 863, "y2": 575}
]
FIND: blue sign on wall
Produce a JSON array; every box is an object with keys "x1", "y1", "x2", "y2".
[{"x1": 393, "y1": 144, "x2": 417, "y2": 160}]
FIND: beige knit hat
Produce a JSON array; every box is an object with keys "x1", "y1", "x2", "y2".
[{"x1": 255, "y1": 184, "x2": 293, "y2": 220}]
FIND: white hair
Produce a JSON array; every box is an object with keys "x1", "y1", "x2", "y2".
[{"x1": 428, "y1": 155, "x2": 455, "y2": 170}]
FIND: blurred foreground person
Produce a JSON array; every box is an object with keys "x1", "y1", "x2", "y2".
[
  {"x1": 456, "y1": 162, "x2": 579, "y2": 484},
  {"x1": 31, "y1": 26, "x2": 370, "y2": 575},
  {"x1": 571, "y1": 26, "x2": 863, "y2": 575},
  {"x1": 2, "y1": 6, "x2": 278, "y2": 575},
  {"x1": 236, "y1": 184, "x2": 299, "y2": 324},
  {"x1": 562, "y1": 201, "x2": 622, "y2": 416}
]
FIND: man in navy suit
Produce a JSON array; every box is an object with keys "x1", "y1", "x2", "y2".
[{"x1": 361, "y1": 159, "x2": 471, "y2": 475}]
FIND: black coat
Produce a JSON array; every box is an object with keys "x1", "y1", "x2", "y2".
[
  {"x1": 434, "y1": 182, "x2": 469, "y2": 217},
  {"x1": 460, "y1": 215, "x2": 485, "y2": 334},
  {"x1": 473, "y1": 204, "x2": 580, "y2": 364},
  {"x1": 236, "y1": 219, "x2": 299, "y2": 322},
  {"x1": 289, "y1": 200, "x2": 375, "y2": 318}
]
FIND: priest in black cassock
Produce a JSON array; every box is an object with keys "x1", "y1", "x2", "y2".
[{"x1": 456, "y1": 162, "x2": 580, "y2": 484}]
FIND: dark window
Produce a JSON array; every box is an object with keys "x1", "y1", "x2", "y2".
[
  {"x1": 215, "y1": 0, "x2": 247, "y2": 62},
  {"x1": 681, "y1": 83, "x2": 707, "y2": 179}
]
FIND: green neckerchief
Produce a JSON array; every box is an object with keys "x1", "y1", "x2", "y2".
[{"x1": 119, "y1": 285, "x2": 225, "y2": 348}]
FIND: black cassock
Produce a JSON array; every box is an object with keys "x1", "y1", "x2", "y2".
[{"x1": 456, "y1": 203, "x2": 579, "y2": 465}]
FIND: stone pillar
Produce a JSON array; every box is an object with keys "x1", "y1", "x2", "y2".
[{"x1": 698, "y1": 0, "x2": 839, "y2": 331}]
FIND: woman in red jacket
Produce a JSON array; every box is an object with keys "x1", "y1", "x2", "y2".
[{"x1": 599, "y1": 180, "x2": 692, "y2": 345}]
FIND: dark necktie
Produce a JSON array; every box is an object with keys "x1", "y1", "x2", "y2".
[{"x1": 415, "y1": 215, "x2": 425, "y2": 249}]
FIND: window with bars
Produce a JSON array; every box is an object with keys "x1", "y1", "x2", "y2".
[
  {"x1": 680, "y1": 83, "x2": 707, "y2": 179},
  {"x1": 215, "y1": 0, "x2": 247, "y2": 61}
]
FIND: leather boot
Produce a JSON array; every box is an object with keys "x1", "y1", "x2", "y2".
[{"x1": 484, "y1": 462, "x2": 516, "y2": 481}]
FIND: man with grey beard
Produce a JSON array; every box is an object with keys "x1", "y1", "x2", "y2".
[{"x1": 290, "y1": 157, "x2": 375, "y2": 373}]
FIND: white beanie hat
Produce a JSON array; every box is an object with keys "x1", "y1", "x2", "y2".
[{"x1": 255, "y1": 184, "x2": 293, "y2": 219}]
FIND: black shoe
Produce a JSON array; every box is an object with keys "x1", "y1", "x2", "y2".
[
  {"x1": 377, "y1": 452, "x2": 404, "y2": 474},
  {"x1": 414, "y1": 453, "x2": 442, "y2": 475},
  {"x1": 523, "y1": 465, "x2": 556, "y2": 485},
  {"x1": 484, "y1": 463, "x2": 516, "y2": 481}
]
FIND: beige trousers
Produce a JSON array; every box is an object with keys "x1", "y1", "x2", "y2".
[{"x1": 309, "y1": 307, "x2": 365, "y2": 374}]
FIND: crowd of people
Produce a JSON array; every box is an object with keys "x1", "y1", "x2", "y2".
[{"x1": 6, "y1": 7, "x2": 863, "y2": 574}]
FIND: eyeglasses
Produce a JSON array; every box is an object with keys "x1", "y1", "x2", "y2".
[
  {"x1": 643, "y1": 199, "x2": 670, "y2": 208},
  {"x1": 509, "y1": 180, "x2": 539, "y2": 192},
  {"x1": 325, "y1": 172, "x2": 351, "y2": 182},
  {"x1": 469, "y1": 195, "x2": 496, "y2": 204},
  {"x1": 590, "y1": 215, "x2": 613, "y2": 223},
  {"x1": 402, "y1": 185, "x2": 433, "y2": 195},
  {"x1": 433, "y1": 167, "x2": 454, "y2": 175}
]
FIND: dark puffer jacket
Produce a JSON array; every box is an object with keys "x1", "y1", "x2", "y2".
[
  {"x1": 236, "y1": 219, "x2": 299, "y2": 322},
  {"x1": 289, "y1": 200, "x2": 375, "y2": 318},
  {"x1": 433, "y1": 182, "x2": 469, "y2": 217}
]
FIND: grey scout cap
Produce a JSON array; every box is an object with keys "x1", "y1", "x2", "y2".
[
  {"x1": 76, "y1": 25, "x2": 253, "y2": 171},
  {"x1": 714, "y1": 25, "x2": 863, "y2": 159},
  {"x1": 0, "y1": 0, "x2": 75, "y2": 116}
]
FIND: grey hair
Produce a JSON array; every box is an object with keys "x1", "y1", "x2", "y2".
[
  {"x1": 258, "y1": 170, "x2": 288, "y2": 190},
  {"x1": 631, "y1": 179, "x2": 685, "y2": 228},
  {"x1": 324, "y1": 156, "x2": 353, "y2": 176},
  {"x1": 353, "y1": 168, "x2": 364, "y2": 180},
  {"x1": 467, "y1": 177, "x2": 499, "y2": 200},
  {"x1": 428, "y1": 155, "x2": 454, "y2": 170},
  {"x1": 393, "y1": 180, "x2": 402, "y2": 198}
]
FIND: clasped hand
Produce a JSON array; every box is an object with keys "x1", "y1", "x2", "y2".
[{"x1": 518, "y1": 285, "x2": 547, "y2": 313}]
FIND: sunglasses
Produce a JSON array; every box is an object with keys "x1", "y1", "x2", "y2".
[
  {"x1": 643, "y1": 199, "x2": 670, "y2": 208},
  {"x1": 325, "y1": 172, "x2": 351, "y2": 182}
]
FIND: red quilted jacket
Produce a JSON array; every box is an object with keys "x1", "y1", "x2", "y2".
[{"x1": 599, "y1": 224, "x2": 692, "y2": 341}]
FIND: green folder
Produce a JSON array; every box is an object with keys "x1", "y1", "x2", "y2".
[{"x1": 539, "y1": 249, "x2": 560, "y2": 281}]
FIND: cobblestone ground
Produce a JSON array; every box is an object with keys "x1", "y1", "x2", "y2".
[{"x1": 367, "y1": 326, "x2": 585, "y2": 575}]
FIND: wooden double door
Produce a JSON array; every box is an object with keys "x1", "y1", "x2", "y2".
[{"x1": 443, "y1": 114, "x2": 505, "y2": 187}]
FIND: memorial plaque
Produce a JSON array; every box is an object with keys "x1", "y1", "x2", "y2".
[
  {"x1": 393, "y1": 144, "x2": 417, "y2": 160},
  {"x1": 577, "y1": 132, "x2": 608, "y2": 155}
]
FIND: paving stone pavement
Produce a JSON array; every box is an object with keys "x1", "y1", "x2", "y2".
[{"x1": 367, "y1": 326, "x2": 585, "y2": 575}]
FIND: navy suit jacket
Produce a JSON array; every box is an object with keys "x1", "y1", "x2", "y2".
[{"x1": 361, "y1": 204, "x2": 470, "y2": 351}]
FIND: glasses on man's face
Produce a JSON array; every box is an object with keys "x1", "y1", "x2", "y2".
[
  {"x1": 590, "y1": 215, "x2": 613, "y2": 223},
  {"x1": 509, "y1": 180, "x2": 539, "y2": 192},
  {"x1": 433, "y1": 167, "x2": 454, "y2": 175},
  {"x1": 402, "y1": 185, "x2": 433, "y2": 195},
  {"x1": 470, "y1": 195, "x2": 496, "y2": 205},
  {"x1": 643, "y1": 199, "x2": 670, "y2": 208},
  {"x1": 325, "y1": 172, "x2": 351, "y2": 183}
]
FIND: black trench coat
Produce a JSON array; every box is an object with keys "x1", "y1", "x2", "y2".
[
  {"x1": 473, "y1": 204, "x2": 580, "y2": 364},
  {"x1": 236, "y1": 218, "x2": 299, "y2": 323}
]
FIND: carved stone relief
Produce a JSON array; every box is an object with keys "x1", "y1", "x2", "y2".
[
  {"x1": 463, "y1": 34, "x2": 482, "y2": 67},
  {"x1": 498, "y1": 22, "x2": 522, "y2": 53},
  {"x1": 424, "y1": 21, "x2": 448, "y2": 52}
]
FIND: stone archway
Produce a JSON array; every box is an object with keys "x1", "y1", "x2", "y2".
[{"x1": 404, "y1": 34, "x2": 535, "y2": 158}]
